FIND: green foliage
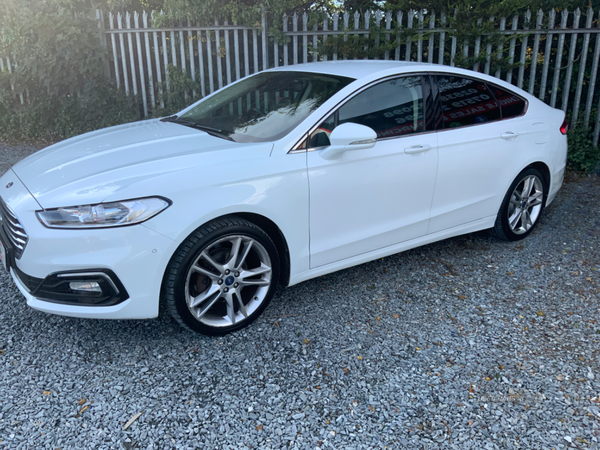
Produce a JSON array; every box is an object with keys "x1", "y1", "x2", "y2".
[
  {"x1": 154, "y1": 64, "x2": 202, "y2": 115},
  {"x1": 1, "y1": 0, "x2": 104, "y2": 98},
  {"x1": 0, "y1": 0, "x2": 140, "y2": 142},
  {"x1": 567, "y1": 123, "x2": 600, "y2": 173},
  {"x1": 384, "y1": 0, "x2": 600, "y2": 13},
  {"x1": 0, "y1": 72, "x2": 139, "y2": 142},
  {"x1": 305, "y1": 15, "x2": 523, "y2": 73},
  {"x1": 152, "y1": 0, "x2": 337, "y2": 47}
]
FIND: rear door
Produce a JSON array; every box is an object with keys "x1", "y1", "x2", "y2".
[{"x1": 428, "y1": 74, "x2": 529, "y2": 234}]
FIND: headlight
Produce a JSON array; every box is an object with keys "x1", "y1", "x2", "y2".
[{"x1": 36, "y1": 197, "x2": 171, "y2": 229}]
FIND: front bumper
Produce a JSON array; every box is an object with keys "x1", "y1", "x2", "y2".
[{"x1": 0, "y1": 170, "x2": 175, "y2": 319}]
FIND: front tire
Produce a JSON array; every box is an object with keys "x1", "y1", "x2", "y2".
[
  {"x1": 491, "y1": 168, "x2": 546, "y2": 241},
  {"x1": 163, "y1": 217, "x2": 280, "y2": 335}
]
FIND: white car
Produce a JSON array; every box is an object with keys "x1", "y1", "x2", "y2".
[{"x1": 0, "y1": 61, "x2": 568, "y2": 335}]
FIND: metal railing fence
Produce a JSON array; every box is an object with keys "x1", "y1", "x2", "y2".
[
  {"x1": 2, "y1": 7, "x2": 600, "y2": 147},
  {"x1": 96, "y1": 7, "x2": 600, "y2": 147}
]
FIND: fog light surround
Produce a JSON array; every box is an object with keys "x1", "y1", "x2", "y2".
[{"x1": 30, "y1": 269, "x2": 129, "y2": 306}]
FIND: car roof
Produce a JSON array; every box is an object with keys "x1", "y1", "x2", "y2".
[
  {"x1": 266, "y1": 60, "x2": 435, "y2": 80},
  {"x1": 265, "y1": 60, "x2": 538, "y2": 102}
]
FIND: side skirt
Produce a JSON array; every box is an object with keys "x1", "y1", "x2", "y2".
[{"x1": 288, "y1": 215, "x2": 496, "y2": 286}]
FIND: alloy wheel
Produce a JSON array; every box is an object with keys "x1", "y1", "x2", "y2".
[
  {"x1": 184, "y1": 235, "x2": 272, "y2": 328},
  {"x1": 507, "y1": 175, "x2": 544, "y2": 235}
]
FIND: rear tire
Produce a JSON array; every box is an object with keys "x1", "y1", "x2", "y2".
[
  {"x1": 163, "y1": 217, "x2": 280, "y2": 335},
  {"x1": 491, "y1": 168, "x2": 546, "y2": 241}
]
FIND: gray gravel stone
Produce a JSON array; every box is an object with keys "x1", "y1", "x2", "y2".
[{"x1": 0, "y1": 142, "x2": 599, "y2": 449}]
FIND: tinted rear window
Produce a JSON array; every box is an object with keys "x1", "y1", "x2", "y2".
[
  {"x1": 486, "y1": 84, "x2": 527, "y2": 119},
  {"x1": 436, "y1": 75, "x2": 501, "y2": 129}
]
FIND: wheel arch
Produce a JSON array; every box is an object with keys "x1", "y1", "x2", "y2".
[
  {"x1": 233, "y1": 212, "x2": 291, "y2": 288},
  {"x1": 160, "y1": 211, "x2": 291, "y2": 297},
  {"x1": 494, "y1": 160, "x2": 552, "y2": 217},
  {"x1": 490, "y1": 161, "x2": 551, "y2": 241},
  {"x1": 525, "y1": 161, "x2": 551, "y2": 202}
]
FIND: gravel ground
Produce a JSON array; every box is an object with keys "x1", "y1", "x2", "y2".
[{"x1": 0, "y1": 142, "x2": 599, "y2": 450}]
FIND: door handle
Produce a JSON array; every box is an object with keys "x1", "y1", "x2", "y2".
[
  {"x1": 501, "y1": 131, "x2": 519, "y2": 140},
  {"x1": 404, "y1": 144, "x2": 431, "y2": 154}
]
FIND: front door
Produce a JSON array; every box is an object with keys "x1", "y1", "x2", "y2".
[{"x1": 307, "y1": 75, "x2": 439, "y2": 268}]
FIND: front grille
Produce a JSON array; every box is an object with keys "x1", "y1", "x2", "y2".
[{"x1": 0, "y1": 197, "x2": 29, "y2": 259}]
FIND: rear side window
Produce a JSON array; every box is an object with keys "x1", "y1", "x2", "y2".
[
  {"x1": 486, "y1": 84, "x2": 527, "y2": 119},
  {"x1": 436, "y1": 75, "x2": 501, "y2": 129}
]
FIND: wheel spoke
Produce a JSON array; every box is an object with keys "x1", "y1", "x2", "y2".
[
  {"x1": 227, "y1": 236, "x2": 243, "y2": 268},
  {"x1": 189, "y1": 284, "x2": 220, "y2": 308},
  {"x1": 522, "y1": 210, "x2": 532, "y2": 229},
  {"x1": 239, "y1": 264, "x2": 271, "y2": 280},
  {"x1": 191, "y1": 264, "x2": 220, "y2": 280},
  {"x1": 520, "y1": 178, "x2": 529, "y2": 198},
  {"x1": 527, "y1": 191, "x2": 543, "y2": 207},
  {"x1": 235, "y1": 239, "x2": 254, "y2": 271},
  {"x1": 522, "y1": 177, "x2": 534, "y2": 198},
  {"x1": 194, "y1": 295, "x2": 222, "y2": 320},
  {"x1": 225, "y1": 292, "x2": 236, "y2": 324},
  {"x1": 241, "y1": 279, "x2": 270, "y2": 286},
  {"x1": 509, "y1": 209, "x2": 522, "y2": 230},
  {"x1": 234, "y1": 291, "x2": 248, "y2": 318},
  {"x1": 200, "y1": 252, "x2": 224, "y2": 273},
  {"x1": 239, "y1": 263, "x2": 271, "y2": 286},
  {"x1": 513, "y1": 190, "x2": 523, "y2": 202}
]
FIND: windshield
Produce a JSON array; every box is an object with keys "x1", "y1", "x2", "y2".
[{"x1": 178, "y1": 71, "x2": 355, "y2": 143}]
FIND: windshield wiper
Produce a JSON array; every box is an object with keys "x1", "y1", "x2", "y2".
[{"x1": 162, "y1": 116, "x2": 235, "y2": 142}]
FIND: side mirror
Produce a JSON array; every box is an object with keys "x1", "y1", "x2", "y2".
[{"x1": 320, "y1": 122, "x2": 377, "y2": 160}]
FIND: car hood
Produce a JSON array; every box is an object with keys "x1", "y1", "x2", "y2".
[{"x1": 12, "y1": 119, "x2": 274, "y2": 208}]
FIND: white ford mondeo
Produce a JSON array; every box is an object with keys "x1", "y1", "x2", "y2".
[{"x1": 0, "y1": 61, "x2": 568, "y2": 335}]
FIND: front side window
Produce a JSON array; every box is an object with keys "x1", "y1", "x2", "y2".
[
  {"x1": 307, "y1": 76, "x2": 425, "y2": 147},
  {"x1": 308, "y1": 114, "x2": 335, "y2": 148},
  {"x1": 436, "y1": 75, "x2": 500, "y2": 129},
  {"x1": 338, "y1": 76, "x2": 424, "y2": 138},
  {"x1": 179, "y1": 71, "x2": 354, "y2": 143}
]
